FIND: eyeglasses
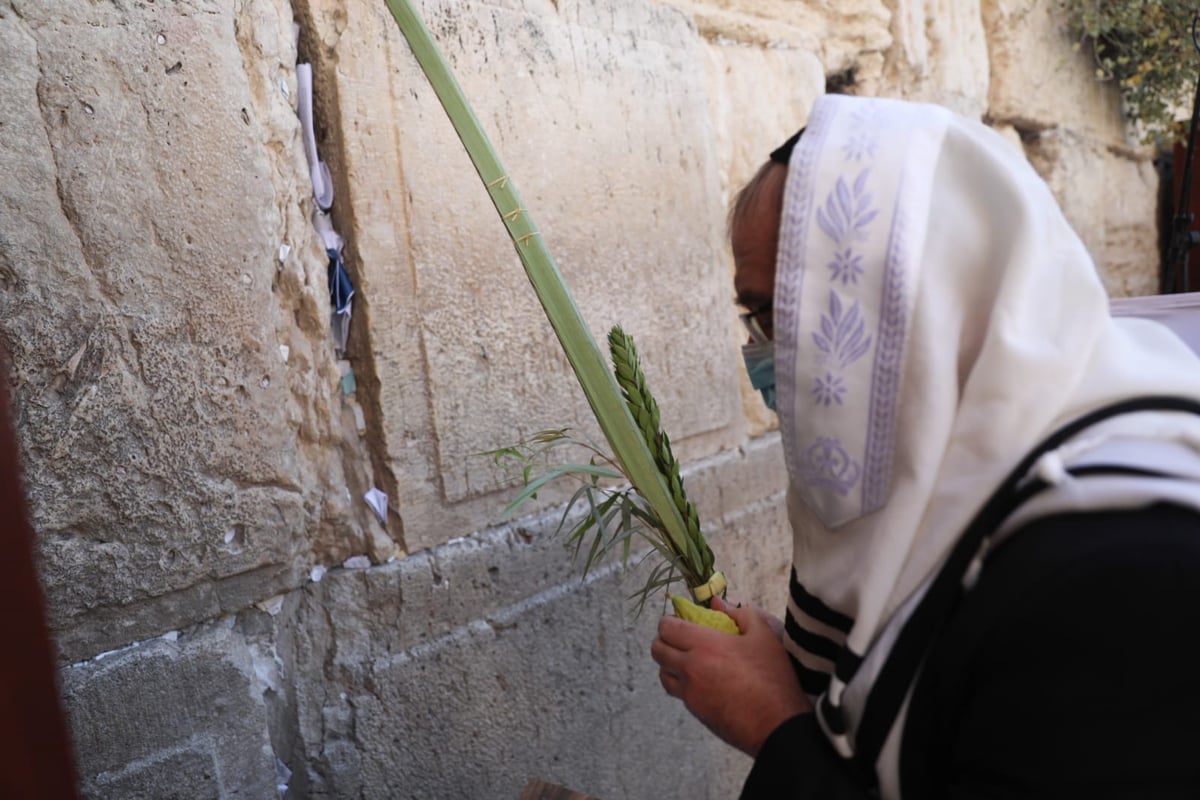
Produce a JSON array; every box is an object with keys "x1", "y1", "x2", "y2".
[{"x1": 739, "y1": 303, "x2": 772, "y2": 345}]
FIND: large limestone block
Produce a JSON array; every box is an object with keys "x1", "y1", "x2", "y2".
[
  {"x1": 661, "y1": 0, "x2": 891, "y2": 75},
  {"x1": 1023, "y1": 128, "x2": 1159, "y2": 297},
  {"x1": 704, "y1": 43, "x2": 825, "y2": 201},
  {"x1": 983, "y1": 0, "x2": 1127, "y2": 142},
  {"x1": 1, "y1": 0, "x2": 374, "y2": 661},
  {"x1": 1098, "y1": 156, "x2": 1162, "y2": 298},
  {"x1": 61, "y1": 622, "x2": 278, "y2": 799},
  {"x1": 874, "y1": 0, "x2": 989, "y2": 117},
  {"x1": 310, "y1": 0, "x2": 744, "y2": 551}
]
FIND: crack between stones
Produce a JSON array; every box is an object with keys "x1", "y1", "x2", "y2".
[{"x1": 291, "y1": 0, "x2": 410, "y2": 556}]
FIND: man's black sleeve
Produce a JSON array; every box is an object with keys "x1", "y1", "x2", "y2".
[
  {"x1": 904, "y1": 502, "x2": 1200, "y2": 799},
  {"x1": 740, "y1": 712, "x2": 870, "y2": 799}
]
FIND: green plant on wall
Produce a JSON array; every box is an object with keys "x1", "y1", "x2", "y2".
[{"x1": 1057, "y1": 0, "x2": 1200, "y2": 142}]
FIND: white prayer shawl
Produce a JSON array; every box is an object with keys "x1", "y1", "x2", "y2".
[{"x1": 774, "y1": 94, "x2": 1200, "y2": 797}]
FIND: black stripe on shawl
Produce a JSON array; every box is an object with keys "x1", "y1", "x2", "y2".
[
  {"x1": 785, "y1": 609, "x2": 866, "y2": 686},
  {"x1": 834, "y1": 648, "x2": 865, "y2": 683},
  {"x1": 790, "y1": 568, "x2": 854, "y2": 634},
  {"x1": 785, "y1": 611, "x2": 844, "y2": 662},
  {"x1": 1067, "y1": 464, "x2": 1172, "y2": 479},
  {"x1": 788, "y1": 652, "x2": 832, "y2": 696}
]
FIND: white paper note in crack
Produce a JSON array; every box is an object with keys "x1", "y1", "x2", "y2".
[
  {"x1": 297, "y1": 63, "x2": 334, "y2": 209},
  {"x1": 364, "y1": 487, "x2": 388, "y2": 524}
]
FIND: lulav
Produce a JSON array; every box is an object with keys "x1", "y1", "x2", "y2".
[{"x1": 384, "y1": 0, "x2": 734, "y2": 633}]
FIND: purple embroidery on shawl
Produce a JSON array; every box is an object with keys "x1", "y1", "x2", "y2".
[
  {"x1": 799, "y1": 437, "x2": 862, "y2": 497},
  {"x1": 843, "y1": 131, "x2": 878, "y2": 163},
  {"x1": 777, "y1": 100, "x2": 838, "y2": 488},
  {"x1": 843, "y1": 106, "x2": 880, "y2": 162},
  {"x1": 812, "y1": 373, "x2": 846, "y2": 406},
  {"x1": 828, "y1": 248, "x2": 864, "y2": 285},
  {"x1": 812, "y1": 291, "x2": 872, "y2": 370},
  {"x1": 816, "y1": 169, "x2": 879, "y2": 247},
  {"x1": 861, "y1": 187, "x2": 910, "y2": 513}
]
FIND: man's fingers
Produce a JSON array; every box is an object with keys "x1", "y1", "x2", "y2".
[
  {"x1": 659, "y1": 669, "x2": 682, "y2": 698},
  {"x1": 652, "y1": 637, "x2": 686, "y2": 699},
  {"x1": 650, "y1": 636, "x2": 685, "y2": 675},
  {"x1": 657, "y1": 613, "x2": 707, "y2": 648}
]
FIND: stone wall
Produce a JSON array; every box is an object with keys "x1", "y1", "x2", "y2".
[{"x1": 0, "y1": 0, "x2": 1160, "y2": 797}]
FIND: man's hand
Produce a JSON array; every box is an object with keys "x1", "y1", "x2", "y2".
[{"x1": 650, "y1": 596, "x2": 811, "y2": 757}]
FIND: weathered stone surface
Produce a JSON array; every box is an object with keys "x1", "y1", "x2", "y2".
[
  {"x1": 1023, "y1": 128, "x2": 1159, "y2": 297},
  {"x1": 61, "y1": 622, "x2": 277, "y2": 800},
  {"x1": 876, "y1": 0, "x2": 989, "y2": 117},
  {"x1": 57, "y1": 434, "x2": 791, "y2": 799},
  {"x1": 1098, "y1": 155, "x2": 1162, "y2": 298},
  {"x1": 704, "y1": 42, "x2": 826, "y2": 203},
  {"x1": 982, "y1": 0, "x2": 1127, "y2": 142},
  {"x1": 310, "y1": 0, "x2": 743, "y2": 551},
  {"x1": 1, "y1": 0, "x2": 380, "y2": 661},
  {"x1": 988, "y1": 122, "x2": 1028, "y2": 156},
  {"x1": 272, "y1": 439, "x2": 791, "y2": 799},
  {"x1": 88, "y1": 748, "x2": 223, "y2": 800},
  {"x1": 663, "y1": 0, "x2": 892, "y2": 76}
]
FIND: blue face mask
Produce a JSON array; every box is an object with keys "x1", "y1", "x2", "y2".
[{"x1": 741, "y1": 341, "x2": 777, "y2": 411}]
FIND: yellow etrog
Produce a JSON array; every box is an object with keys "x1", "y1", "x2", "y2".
[{"x1": 671, "y1": 594, "x2": 740, "y2": 634}]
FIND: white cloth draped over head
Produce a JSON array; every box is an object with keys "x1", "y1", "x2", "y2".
[{"x1": 773, "y1": 94, "x2": 1200, "y2": 792}]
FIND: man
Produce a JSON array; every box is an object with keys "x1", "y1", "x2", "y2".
[{"x1": 653, "y1": 95, "x2": 1200, "y2": 798}]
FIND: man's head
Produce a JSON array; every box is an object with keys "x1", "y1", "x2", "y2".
[{"x1": 729, "y1": 160, "x2": 787, "y2": 342}]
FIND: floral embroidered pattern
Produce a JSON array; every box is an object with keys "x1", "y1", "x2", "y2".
[
  {"x1": 812, "y1": 291, "x2": 872, "y2": 370},
  {"x1": 799, "y1": 437, "x2": 862, "y2": 497},
  {"x1": 816, "y1": 169, "x2": 878, "y2": 247},
  {"x1": 812, "y1": 373, "x2": 846, "y2": 406},
  {"x1": 778, "y1": 98, "x2": 911, "y2": 522},
  {"x1": 843, "y1": 105, "x2": 880, "y2": 162},
  {"x1": 842, "y1": 130, "x2": 878, "y2": 163},
  {"x1": 828, "y1": 248, "x2": 864, "y2": 286}
]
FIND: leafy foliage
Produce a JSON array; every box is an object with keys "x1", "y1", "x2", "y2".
[
  {"x1": 1057, "y1": 0, "x2": 1200, "y2": 142},
  {"x1": 483, "y1": 427, "x2": 686, "y2": 616},
  {"x1": 484, "y1": 326, "x2": 719, "y2": 615}
]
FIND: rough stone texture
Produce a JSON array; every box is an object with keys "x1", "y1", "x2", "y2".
[
  {"x1": 979, "y1": 0, "x2": 1158, "y2": 295},
  {"x1": 61, "y1": 621, "x2": 278, "y2": 800},
  {"x1": 703, "y1": 43, "x2": 826, "y2": 210},
  {"x1": 875, "y1": 0, "x2": 990, "y2": 117},
  {"x1": 0, "y1": 0, "x2": 1167, "y2": 796},
  {"x1": 57, "y1": 438, "x2": 788, "y2": 800},
  {"x1": 1024, "y1": 128, "x2": 1161, "y2": 297},
  {"x1": 0, "y1": 0, "x2": 385, "y2": 663},
  {"x1": 982, "y1": 0, "x2": 1127, "y2": 142},
  {"x1": 662, "y1": 0, "x2": 892, "y2": 77}
]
